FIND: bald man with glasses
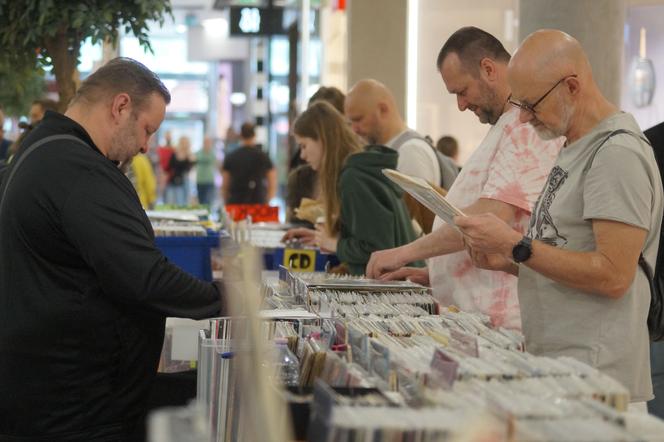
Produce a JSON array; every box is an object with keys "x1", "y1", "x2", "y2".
[
  {"x1": 456, "y1": 29, "x2": 663, "y2": 411},
  {"x1": 507, "y1": 74, "x2": 577, "y2": 117}
]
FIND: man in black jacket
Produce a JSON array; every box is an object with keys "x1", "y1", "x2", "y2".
[{"x1": 0, "y1": 57, "x2": 224, "y2": 441}]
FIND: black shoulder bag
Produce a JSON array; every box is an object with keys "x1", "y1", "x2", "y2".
[{"x1": 583, "y1": 128, "x2": 664, "y2": 341}]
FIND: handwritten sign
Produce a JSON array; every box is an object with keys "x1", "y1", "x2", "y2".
[{"x1": 283, "y1": 248, "x2": 317, "y2": 272}]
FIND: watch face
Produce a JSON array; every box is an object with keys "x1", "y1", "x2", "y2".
[{"x1": 512, "y1": 244, "x2": 531, "y2": 263}]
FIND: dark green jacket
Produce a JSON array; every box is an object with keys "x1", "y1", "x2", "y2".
[{"x1": 336, "y1": 145, "x2": 423, "y2": 275}]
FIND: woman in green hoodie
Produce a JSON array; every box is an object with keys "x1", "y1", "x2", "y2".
[{"x1": 283, "y1": 101, "x2": 421, "y2": 275}]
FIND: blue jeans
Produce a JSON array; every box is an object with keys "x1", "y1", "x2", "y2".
[
  {"x1": 197, "y1": 183, "x2": 216, "y2": 207},
  {"x1": 165, "y1": 184, "x2": 188, "y2": 207}
]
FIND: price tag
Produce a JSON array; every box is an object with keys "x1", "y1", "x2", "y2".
[{"x1": 283, "y1": 248, "x2": 317, "y2": 272}]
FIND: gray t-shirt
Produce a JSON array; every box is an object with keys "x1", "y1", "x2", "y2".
[{"x1": 519, "y1": 112, "x2": 663, "y2": 402}]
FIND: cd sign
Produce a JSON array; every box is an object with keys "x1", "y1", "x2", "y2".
[{"x1": 229, "y1": 6, "x2": 285, "y2": 36}]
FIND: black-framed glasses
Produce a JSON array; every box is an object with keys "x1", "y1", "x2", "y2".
[{"x1": 508, "y1": 74, "x2": 577, "y2": 114}]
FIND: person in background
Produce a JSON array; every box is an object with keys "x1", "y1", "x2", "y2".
[
  {"x1": 196, "y1": 136, "x2": 218, "y2": 207},
  {"x1": 310, "y1": 86, "x2": 345, "y2": 115},
  {"x1": 7, "y1": 99, "x2": 59, "y2": 163},
  {"x1": 436, "y1": 135, "x2": 461, "y2": 169},
  {"x1": 345, "y1": 79, "x2": 458, "y2": 234},
  {"x1": 0, "y1": 109, "x2": 12, "y2": 162},
  {"x1": 0, "y1": 56, "x2": 224, "y2": 441},
  {"x1": 345, "y1": 79, "x2": 458, "y2": 190},
  {"x1": 366, "y1": 26, "x2": 562, "y2": 331},
  {"x1": 455, "y1": 29, "x2": 662, "y2": 410},
  {"x1": 286, "y1": 86, "x2": 346, "y2": 224},
  {"x1": 644, "y1": 119, "x2": 664, "y2": 418},
  {"x1": 286, "y1": 164, "x2": 319, "y2": 226},
  {"x1": 156, "y1": 131, "x2": 175, "y2": 203},
  {"x1": 166, "y1": 135, "x2": 195, "y2": 207},
  {"x1": 221, "y1": 122, "x2": 276, "y2": 205},
  {"x1": 130, "y1": 153, "x2": 157, "y2": 209},
  {"x1": 28, "y1": 98, "x2": 59, "y2": 126},
  {"x1": 282, "y1": 101, "x2": 423, "y2": 275},
  {"x1": 289, "y1": 86, "x2": 346, "y2": 170},
  {"x1": 224, "y1": 126, "x2": 240, "y2": 154}
]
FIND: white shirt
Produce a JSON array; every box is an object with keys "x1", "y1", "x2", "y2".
[
  {"x1": 385, "y1": 130, "x2": 440, "y2": 185},
  {"x1": 428, "y1": 108, "x2": 563, "y2": 330}
]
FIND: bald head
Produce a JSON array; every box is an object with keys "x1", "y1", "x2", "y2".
[
  {"x1": 345, "y1": 79, "x2": 404, "y2": 144},
  {"x1": 508, "y1": 29, "x2": 616, "y2": 143},
  {"x1": 509, "y1": 29, "x2": 591, "y2": 88},
  {"x1": 347, "y1": 79, "x2": 396, "y2": 111}
]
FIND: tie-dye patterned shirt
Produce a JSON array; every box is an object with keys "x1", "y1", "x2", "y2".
[{"x1": 428, "y1": 107, "x2": 563, "y2": 330}]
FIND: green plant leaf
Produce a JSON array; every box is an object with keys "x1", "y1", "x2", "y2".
[{"x1": 0, "y1": 0, "x2": 172, "y2": 107}]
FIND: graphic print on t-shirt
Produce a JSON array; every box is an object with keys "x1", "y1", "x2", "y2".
[{"x1": 529, "y1": 165, "x2": 568, "y2": 247}]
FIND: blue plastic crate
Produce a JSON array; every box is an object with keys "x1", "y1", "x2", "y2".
[{"x1": 155, "y1": 233, "x2": 220, "y2": 282}]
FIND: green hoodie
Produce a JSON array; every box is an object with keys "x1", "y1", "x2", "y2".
[{"x1": 336, "y1": 145, "x2": 424, "y2": 275}]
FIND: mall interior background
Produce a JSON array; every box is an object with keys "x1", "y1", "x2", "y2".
[{"x1": 3, "y1": 0, "x2": 664, "y2": 215}]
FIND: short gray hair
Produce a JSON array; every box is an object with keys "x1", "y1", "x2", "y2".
[{"x1": 71, "y1": 57, "x2": 171, "y2": 110}]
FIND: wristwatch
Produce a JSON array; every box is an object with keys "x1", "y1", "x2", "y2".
[{"x1": 512, "y1": 236, "x2": 533, "y2": 263}]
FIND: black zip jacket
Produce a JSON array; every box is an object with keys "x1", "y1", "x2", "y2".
[{"x1": 0, "y1": 112, "x2": 223, "y2": 440}]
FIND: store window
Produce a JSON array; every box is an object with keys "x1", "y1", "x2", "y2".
[{"x1": 120, "y1": 36, "x2": 209, "y2": 76}]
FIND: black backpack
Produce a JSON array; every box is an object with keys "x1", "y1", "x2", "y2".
[
  {"x1": 586, "y1": 128, "x2": 664, "y2": 341},
  {"x1": 644, "y1": 123, "x2": 664, "y2": 341}
]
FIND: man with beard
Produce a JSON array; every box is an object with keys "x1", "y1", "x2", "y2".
[
  {"x1": 0, "y1": 57, "x2": 225, "y2": 440},
  {"x1": 455, "y1": 30, "x2": 663, "y2": 411},
  {"x1": 345, "y1": 79, "x2": 458, "y2": 190},
  {"x1": 345, "y1": 79, "x2": 459, "y2": 234},
  {"x1": 366, "y1": 27, "x2": 562, "y2": 331}
]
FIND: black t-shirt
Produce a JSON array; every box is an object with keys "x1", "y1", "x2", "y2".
[
  {"x1": 0, "y1": 111, "x2": 222, "y2": 439},
  {"x1": 168, "y1": 154, "x2": 195, "y2": 186},
  {"x1": 222, "y1": 145, "x2": 273, "y2": 204}
]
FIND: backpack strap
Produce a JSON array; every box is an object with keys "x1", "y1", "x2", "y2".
[
  {"x1": 390, "y1": 129, "x2": 454, "y2": 188},
  {"x1": 0, "y1": 134, "x2": 90, "y2": 214},
  {"x1": 582, "y1": 128, "x2": 650, "y2": 174},
  {"x1": 390, "y1": 129, "x2": 426, "y2": 152},
  {"x1": 582, "y1": 128, "x2": 658, "y2": 291}
]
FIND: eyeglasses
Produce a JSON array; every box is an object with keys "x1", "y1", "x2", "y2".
[{"x1": 508, "y1": 74, "x2": 577, "y2": 114}]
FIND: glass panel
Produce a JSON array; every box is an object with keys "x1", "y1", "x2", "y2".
[
  {"x1": 78, "y1": 38, "x2": 103, "y2": 73},
  {"x1": 270, "y1": 37, "x2": 290, "y2": 76},
  {"x1": 120, "y1": 37, "x2": 209, "y2": 75},
  {"x1": 269, "y1": 82, "x2": 290, "y2": 114},
  {"x1": 163, "y1": 79, "x2": 210, "y2": 113}
]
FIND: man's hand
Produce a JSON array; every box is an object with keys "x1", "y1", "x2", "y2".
[
  {"x1": 454, "y1": 213, "x2": 521, "y2": 255},
  {"x1": 366, "y1": 247, "x2": 407, "y2": 279},
  {"x1": 467, "y1": 247, "x2": 517, "y2": 275},
  {"x1": 379, "y1": 267, "x2": 430, "y2": 285},
  {"x1": 281, "y1": 227, "x2": 317, "y2": 245}
]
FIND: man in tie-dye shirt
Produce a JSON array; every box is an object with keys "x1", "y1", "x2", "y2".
[{"x1": 366, "y1": 26, "x2": 563, "y2": 331}]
